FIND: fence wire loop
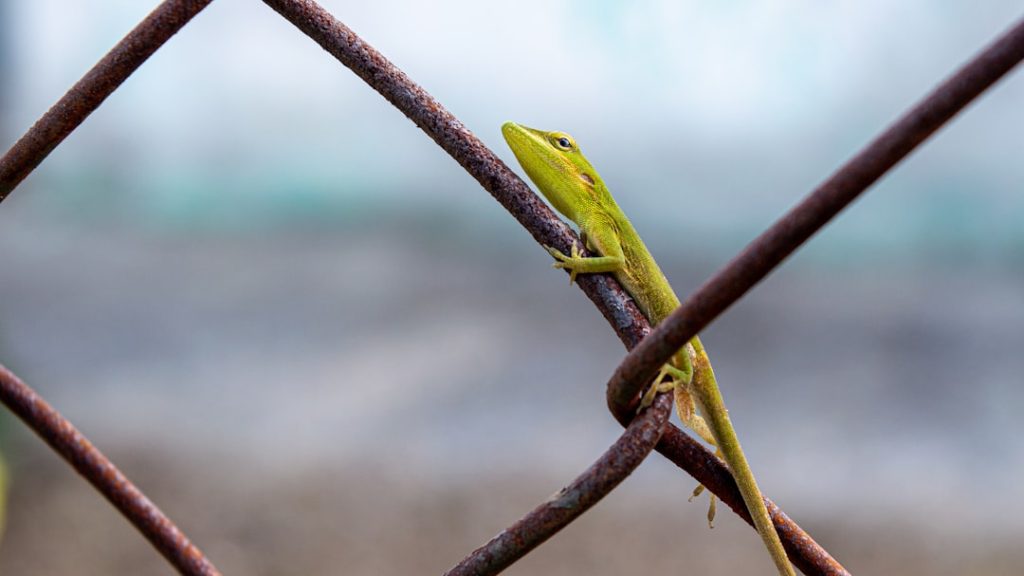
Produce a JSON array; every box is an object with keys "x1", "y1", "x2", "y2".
[{"x1": 1, "y1": 0, "x2": 1022, "y2": 575}]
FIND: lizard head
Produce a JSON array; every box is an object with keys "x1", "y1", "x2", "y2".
[{"x1": 501, "y1": 121, "x2": 605, "y2": 223}]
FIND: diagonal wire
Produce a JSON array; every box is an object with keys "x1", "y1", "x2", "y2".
[
  {"x1": 261, "y1": 1, "x2": 845, "y2": 574},
  {"x1": 444, "y1": 391, "x2": 673, "y2": 576},
  {"x1": 0, "y1": 365, "x2": 221, "y2": 576},
  {"x1": 605, "y1": 16, "x2": 1024, "y2": 417},
  {"x1": 0, "y1": 0, "x2": 214, "y2": 200}
]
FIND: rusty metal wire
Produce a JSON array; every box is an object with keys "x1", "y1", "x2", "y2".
[
  {"x1": 653, "y1": 426, "x2": 846, "y2": 575},
  {"x1": 445, "y1": 391, "x2": 673, "y2": 576},
  {"x1": 606, "y1": 16, "x2": 1024, "y2": 412},
  {"x1": 0, "y1": 0, "x2": 213, "y2": 200},
  {"x1": 608, "y1": 406, "x2": 849, "y2": 575},
  {"x1": 0, "y1": 365, "x2": 221, "y2": 576}
]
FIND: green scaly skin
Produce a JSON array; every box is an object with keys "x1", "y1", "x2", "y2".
[{"x1": 502, "y1": 122, "x2": 794, "y2": 576}]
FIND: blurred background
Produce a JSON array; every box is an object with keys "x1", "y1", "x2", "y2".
[{"x1": 1, "y1": 0, "x2": 1023, "y2": 574}]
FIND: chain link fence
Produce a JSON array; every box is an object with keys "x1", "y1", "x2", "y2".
[{"x1": 1, "y1": 1, "x2": 1022, "y2": 574}]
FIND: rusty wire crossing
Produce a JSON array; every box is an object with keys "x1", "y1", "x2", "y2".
[{"x1": 1, "y1": 1, "x2": 1023, "y2": 575}]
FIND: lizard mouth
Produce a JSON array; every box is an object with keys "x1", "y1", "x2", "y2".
[
  {"x1": 501, "y1": 122, "x2": 560, "y2": 173},
  {"x1": 500, "y1": 122, "x2": 540, "y2": 155}
]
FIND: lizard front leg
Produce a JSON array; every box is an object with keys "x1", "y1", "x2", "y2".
[
  {"x1": 544, "y1": 244, "x2": 624, "y2": 285},
  {"x1": 544, "y1": 218, "x2": 626, "y2": 284}
]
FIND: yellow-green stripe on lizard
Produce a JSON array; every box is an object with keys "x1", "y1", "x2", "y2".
[{"x1": 502, "y1": 122, "x2": 794, "y2": 576}]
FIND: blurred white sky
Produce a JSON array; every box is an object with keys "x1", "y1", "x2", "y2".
[{"x1": 2, "y1": 1, "x2": 1023, "y2": 259}]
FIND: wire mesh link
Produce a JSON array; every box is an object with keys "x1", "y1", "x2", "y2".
[
  {"x1": 0, "y1": 0, "x2": 1021, "y2": 574},
  {"x1": 0, "y1": 365, "x2": 222, "y2": 576},
  {"x1": 0, "y1": 0, "x2": 214, "y2": 200}
]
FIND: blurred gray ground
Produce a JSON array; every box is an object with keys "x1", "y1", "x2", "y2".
[{"x1": 0, "y1": 209, "x2": 1022, "y2": 574}]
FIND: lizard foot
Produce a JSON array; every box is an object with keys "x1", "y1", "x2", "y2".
[
  {"x1": 544, "y1": 244, "x2": 585, "y2": 284},
  {"x1": 689, "y1": 483, "x2": 718, "y2": 528},
  {"x1": 637, "y1": 364, "x2": 683, "y2": 413}
]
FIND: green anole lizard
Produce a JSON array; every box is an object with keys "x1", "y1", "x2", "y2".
[{"x1": 502, "y1": 122, "x2": 794, "y2": 576}]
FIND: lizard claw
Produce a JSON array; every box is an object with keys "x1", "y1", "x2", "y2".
[
  {"x1": 543, "y1": 245, "x2": 565, "y2": 260},
  {"x1": 544, "y1": 244, "x2": 581, "y2": 284},
  {"x1": 688, "y1": 484, "x2": 717, "y2": 528}
]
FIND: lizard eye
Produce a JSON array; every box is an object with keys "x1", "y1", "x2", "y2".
[{"x1": 554, "y1": 135, "x2": 574, "y2": 150}]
